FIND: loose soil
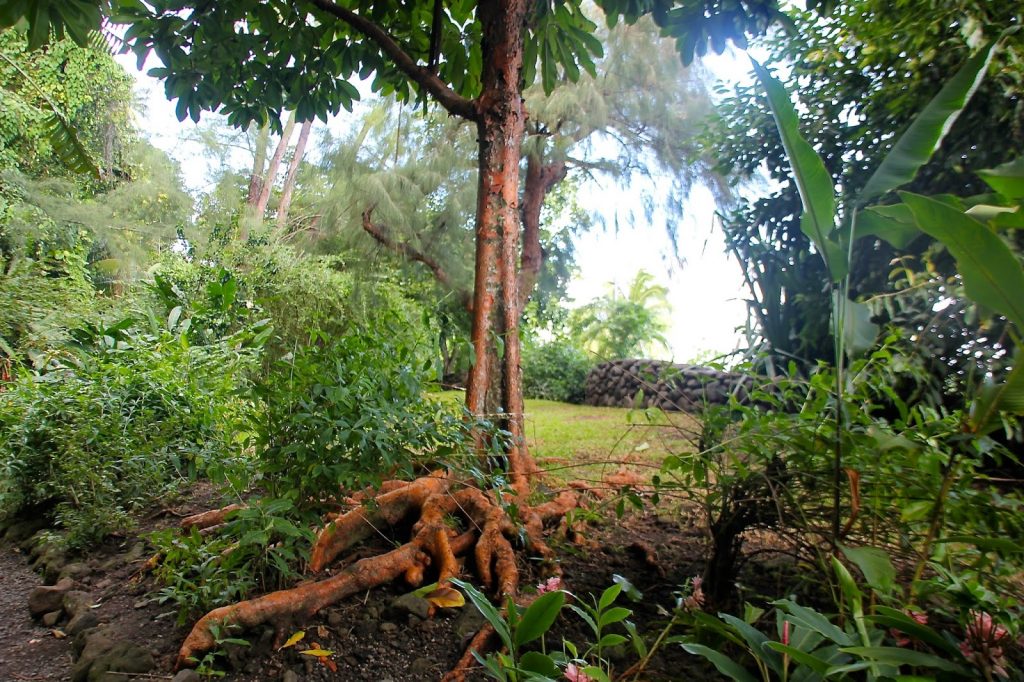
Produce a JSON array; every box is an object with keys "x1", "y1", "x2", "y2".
[{"x1": 0, "y1": 481, "x2": 752, "y2": 682}]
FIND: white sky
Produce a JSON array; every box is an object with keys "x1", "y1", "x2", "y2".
[{"x1": 117, "y1": 48, "x2": 754, "y2": 364}]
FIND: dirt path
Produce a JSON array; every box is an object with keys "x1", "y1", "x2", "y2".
[{"x1": 0, "y1": 544, "x2": 73, "y2": 681}]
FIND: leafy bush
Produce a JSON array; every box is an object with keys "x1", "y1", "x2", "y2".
[
  {"x1": 253, "y1": 330, "x2": 472, "y2": 505},
  {"x1": 0, "y1": 321, "x2": 258, "y2": 547},
  {"x1": 522, "y1": 336, "x2": 593, "y2": 404}
]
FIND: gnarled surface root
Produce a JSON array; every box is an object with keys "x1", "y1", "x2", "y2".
[{"x1": 176, "y1": 471, "x2": 585, "y2": 672}]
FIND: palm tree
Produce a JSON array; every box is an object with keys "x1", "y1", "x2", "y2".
[{"x1": 570, "y1": 269, "x2": 672, "y2": 360}]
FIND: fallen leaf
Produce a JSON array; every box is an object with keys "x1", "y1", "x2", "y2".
[
  {"x1": 299, "y1": 648, "x2": 334, "y2": 658},
  {"x1": 51, "y1": 629, "x2": 67, "y2": 639},
  {"x1": 316, "y1": 625, "x2": 329, "y2": 639},
  {"x1": 425, "y1": 586, "x2": 465, "y2": 608},
  {"x1": 323, "y1": 658, "x2": 338, "y2": 672},
  {"x1": 279, "y1": 630, "x2": 305, "y2": 650}
]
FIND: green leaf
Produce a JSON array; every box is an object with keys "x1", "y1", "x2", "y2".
[
  {"x1": 858, "y1": 40, "x2": 998, "y2": 205},
  {"x1": 838, "y1": 646, "x2": 967, "y2": 673},
  {"x1": 679, "y1": 642, "x2": 758, "y2": 682},
  {"x1": 840, "y1": 545, "x2": 896, "y2": 597},
  {"x1": 716, "y1": 614, "x2": 781, "y2": 675},
  {"x1": 514, "y1": 590, "x2": 564, "y2": 648},
  {"x1": 935, "y1": 534, "x2": 1024, "y2": 555},
  {"x1": 835, "y1": 295, "x2": 878, "y2": 358},
  {"x1": 763, "y1": 642, "x2": 831, "y2": 675},
  {"x1": 857, "y1": 205, "x2": 921, "y2": 249},
  {"x1": 978, "y1": 157, "x2": 1024, "y2": 200},
  {"x1": 900, "y1": 192, "x2": 1024, "y2": 330},
  {"x1": 598, "y1": 606, "x2": 631, "y2": 628},
  {"x1": 598, "y1": 583, "x2": 622, "y2": 611},
  {"x1": 518, "y1": 651, "x2": 558, "y2": 677},
  {"x1": 774, "y1": 600, "x2": 854, "y2": 647},
  {"x1": 751, "y1": 58, "x2": 841, "y2": 280}
]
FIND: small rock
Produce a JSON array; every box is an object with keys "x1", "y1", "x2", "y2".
[
  {"x1": 81, "y1": 642, "x2": 154, "y2": 682},
  {"x1": 93, "y1": 578, "x2": 113, "y2": 591},
  {"x1": 67, "y1": 611, "x2": 100, "y2": 637},
  {"x1": 354, "y1": 620, "x2": 377, "y2": 637},
  {"x1": 33, "y1": 544, "x2": 68, "y2": 583},
  {"x1": 282, "y1": 669, "x2": 301, "y2": 682},
  {"x1": 453, "y1": 605, "x2": 488, "y2": 641},
  {"x1": 326, "y1": 609, "x2": 344, "y2": 627},
  {"x1": 28, "y1": 577, "x2": 75, "y2": 618},
  {"x1": 390, "y1": 593, "x2": 430, "y2": 621},
  {"x1": 42, "y1": 610, "x2": 62, "y2": 627},
  {"x1": 63, "y1": 591, "x2": 93, "y2": 619},
  {"x1": 59, "y1": 563, "x2": 93, "y2": 582},
  {"x1": 172, "y1": 670, "x2": 202, "y2": 682},
  {"x1": 379, "y1": 622, "x2": 399, "y2": 635},
  {"x1": 409, "y1": 657, "x2": 434, "y2": 677},
  {"x1": 124, "y1": 542, "x2": 147, "y2": 563}
]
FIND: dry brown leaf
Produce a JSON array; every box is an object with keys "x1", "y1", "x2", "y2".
[{"x1": 425, "y1": 586, "x2": 466, "y2": 608}]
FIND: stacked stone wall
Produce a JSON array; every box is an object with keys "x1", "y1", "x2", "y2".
[{"x1": 584, "y1": 359, "x2": 751, "y2": 412}]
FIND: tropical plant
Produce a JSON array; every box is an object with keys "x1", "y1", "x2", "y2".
[{"x1": 571, "y1": 269, "x2": 672, "y2": 360}]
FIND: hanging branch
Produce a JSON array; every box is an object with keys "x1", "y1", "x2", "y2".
[{"x1": 361, "y1": 207, "x2": 472, "y2": 311}]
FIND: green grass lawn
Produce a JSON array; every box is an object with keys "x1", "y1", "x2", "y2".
[{"x1": 430, "y1": 390, "x2": 700, "y2": 485}]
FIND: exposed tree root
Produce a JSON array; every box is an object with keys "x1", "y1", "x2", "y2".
[
  {"x1": 175, "y1": 469, "x2": 585, "y2": 673},
  {"x1": 180, "y1": 504, "x2": 244, "y2": 531}
]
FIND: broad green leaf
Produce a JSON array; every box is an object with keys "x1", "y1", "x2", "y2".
[
  {"x1": 598, "y1": 606, "x2": 631, "y2": 628},
  {"x1": 751, "y1": 58, "x2": 841, "y2": 280},
  {"x1": 835, "y1": 295, "x2": 878, "y2": 358},
  {"x1": 840, "y1": 545, "x2": 896, "y2": 597},
  {"x1": 719, "y1": 614, "x2": 782, "y2": 675},
  {"x1": 518, "y1": 651, "x2": 559, "y2": 677},
  {"x1": 857, "y1": 205, "x2": 920, "y2": 249},
  {"x1": 978, "y1": 157, "x2": 1024, "y2": 200},
  {"x1": 966, "y1": 204, "x2": 1024, "y2": 228},
  {"x1": 774, "y1": 600, "x2": 854, "y2": 646},
  {"x1": 514, "y1": 590, "x2": 564, "y2": 648},
  {"x1": 858, "y1": 40, "x2": 998, "y2": 205},
  {"x1": 763, "y1": 642, "x2": 830, "y2": 675},
  {"x1": 679, "y1": 642, "x2": 758, "y2": 682},
  {"x1": 839, "y1": 646, "x2": 966, "y2": 673},
  {"x1": 900, "y1": 192, "x2": 1024, "y2": 330}
]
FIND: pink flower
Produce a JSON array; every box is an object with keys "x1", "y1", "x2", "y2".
[
  {"x1": 537, "y1": 576, "x2": 563, "y2": 594},
  {"x1": 960, "y1": 611, "x2": 1011, "y2": 679},
  {"x1": 891, "y1": 610, "x2": 928, "y2": 648},
  {"x1": 682, "y1": 575, "x2": 705, "y2": 611},
  {"x1": 564, "y1": 663, "x2": 592, "y2": 682}
]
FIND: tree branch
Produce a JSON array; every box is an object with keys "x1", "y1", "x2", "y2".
[
  {"x1": 361, "y1": 207, "x2": 472, "y2": 311},
  {"x1": 306, "y1": 0, "x2": 478, "y2": 120}
]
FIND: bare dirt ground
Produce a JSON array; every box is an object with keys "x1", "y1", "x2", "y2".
[{"x1": 0, "y1": 485, "x2": 727, "y2": 682}]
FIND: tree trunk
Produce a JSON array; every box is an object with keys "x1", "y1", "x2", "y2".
[
  {"x1": 247, "y1": 124, "x2": 271, "y2": 205},
  {"x1": 466, "y1": 0, "x2": 533, "y2": 492},
  {"x1": 519, "y1": 153, "x2": 567, "y2": 310},
  {"x1": 276, "y1": 119, "x2": 313, "y2": 231},
  {"x1": 255, "y1": 111, "x2": 297, "y2": 216}
]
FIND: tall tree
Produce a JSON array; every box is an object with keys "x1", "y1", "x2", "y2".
[{"x1": 6, "y1": 0, "x2": 796, "y2": 670}]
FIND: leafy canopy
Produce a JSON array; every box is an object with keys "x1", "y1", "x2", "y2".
[{"x1": 4, "y1": 0, "x2": 791, "y2": 130}]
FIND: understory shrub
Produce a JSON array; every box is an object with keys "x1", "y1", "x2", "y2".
[
  {"x1": 253, "y1": 330, "x2": 472, "y2": 504},
  {"x1": 522, "y1": 335, "x2": 593, "y2": 404},
  {"x1": 0, "y1": 322, "x2": 259, "y2": 547}
]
